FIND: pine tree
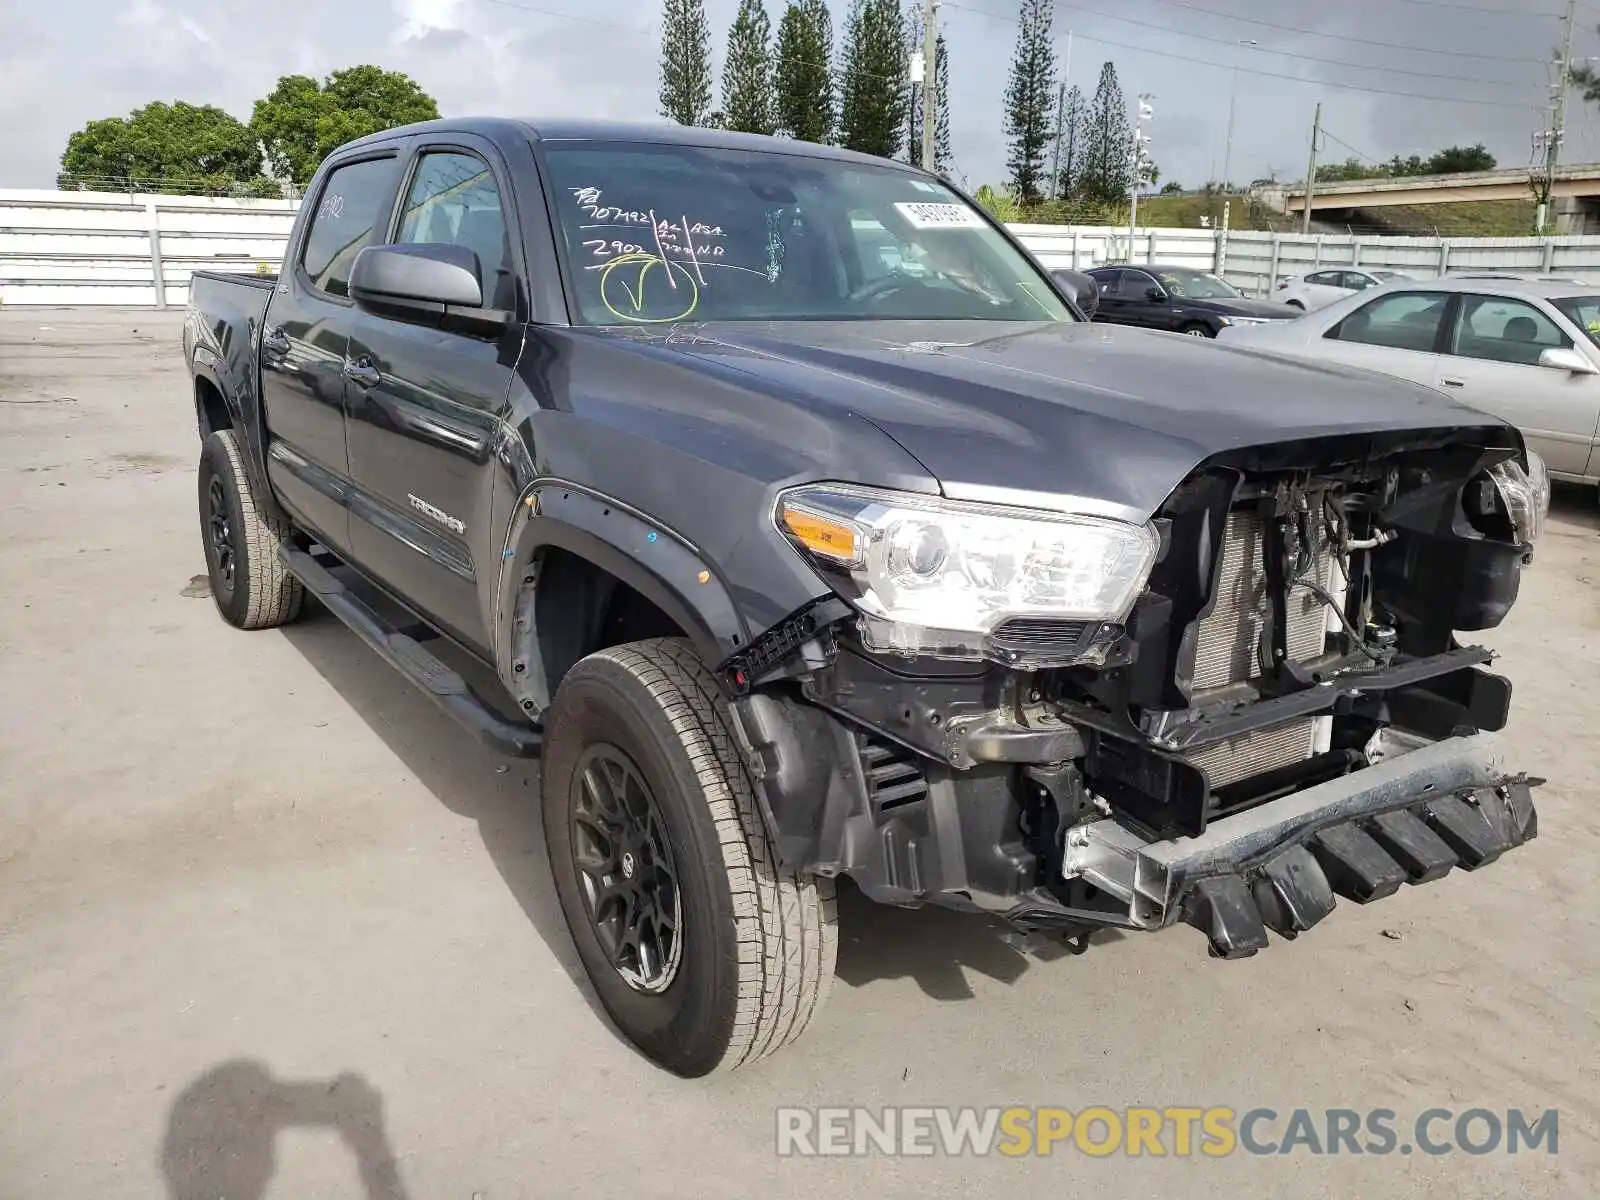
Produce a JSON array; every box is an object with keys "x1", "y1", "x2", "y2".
[
  {"x1": 838, "y1": 0, "x2": 908, "y2": 159},
  {"x1": 659, "y1": 0, "x2": 714, "y2": 126},
  {"x1": 775, "y1": 0, "x2": 834, "y2": 144},
  {"x1": 1054, "y1": 84, "x2": 1086, "y2": 199},
  {"x1": 1079, "y1": 61, "x2": 1132, "y2": 207},
  {"x1": 1003, "y1": 0, "x2": 1056, "y2": 203},
  {"x1": 724, "y1": 0, "x2": 776, "y2": 135}
]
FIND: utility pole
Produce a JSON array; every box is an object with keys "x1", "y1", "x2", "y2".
[
  {"x1": 1302, "y1": 102, "x2": 1321, "y2": 235},
  {"x1": 1048, "y1": 32, "x2": 1073, "y2": 200},
  {"x1": 1221, "y1": 39, "x2": 1258, "y2": 196},
  {"x1": 1128, "y1": 95, "x2": 1154, "y2": 261},
  {"x1": 1537, "y1": 0, "x2": 1577, "y2": 234},
  {"x1": 921, "y1": 0, "x2": 940, "y2": 173}
]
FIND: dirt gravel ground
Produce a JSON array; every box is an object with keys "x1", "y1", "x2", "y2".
[{"x1": 1, "y1": 307, "x2": 1597, "y2": 1199}]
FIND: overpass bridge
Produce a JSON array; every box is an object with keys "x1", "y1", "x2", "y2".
[{"x1": 1279, "y1": 164, "x2": 1600, "y2": 233}]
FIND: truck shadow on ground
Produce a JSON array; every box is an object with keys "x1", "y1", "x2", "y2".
[
  {"x1": 280, "y1": 613, "x2": 1105, "y2": 1009},
  {"x1": 160, "y1": 1059, "x2": 407, "y2": 1199}
]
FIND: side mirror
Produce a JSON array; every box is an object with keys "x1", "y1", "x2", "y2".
[
  {"x1": 349, "y1": 244, "x2": 508, "y2": 334},
  {"x1": 1537, "y1": 346, "x2": 1598, "y2": 374},
  {"x1": 1145, "y1": 286, "x2": 1166, "y2": 302}
]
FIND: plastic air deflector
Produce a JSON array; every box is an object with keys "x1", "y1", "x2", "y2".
[{"x1": 279, "y1": 546, "x2": 541, "y2": 758}]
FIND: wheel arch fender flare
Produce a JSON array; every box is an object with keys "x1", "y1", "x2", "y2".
[{"x1": 495, "y1": 482, "x2": 751, "y2": 715}]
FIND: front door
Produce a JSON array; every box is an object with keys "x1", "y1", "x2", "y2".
[
  {"x1": 1438, "y1": 293, "x2": 1600, "y2": 477},
  {"x1": 342, "y1": 145, "x2": 524, "y2": 656},
  {"x1": 1313, "y1": 290, "x2": 1451, "y2": 387},
  {"x1": 259, "y1": 152, "x2": 402, "y2": 552}
]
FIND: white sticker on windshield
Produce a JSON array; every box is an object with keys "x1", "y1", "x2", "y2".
[{"x1": 894, "y1": 201, "x2": 986, "y2": 229}]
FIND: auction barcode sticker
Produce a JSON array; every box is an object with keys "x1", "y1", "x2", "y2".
[{"x1": 894, "y1": 201, "x2": 987, "y2": 229}]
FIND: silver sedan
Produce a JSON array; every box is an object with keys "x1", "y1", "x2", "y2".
[{"x1": 1218, "y1": 277, "x2": 1600, "y2": 486}]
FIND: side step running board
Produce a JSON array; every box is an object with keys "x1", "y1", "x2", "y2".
[{"x1": 280, "y1": 546, "x2": 542, "y2": 758}]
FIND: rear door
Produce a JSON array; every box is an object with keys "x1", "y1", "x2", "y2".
[
  {"x1": 1313, "y1": 289, "x2": 1452, "y2": 386},
  {"x1": 1438, "y1": 293, "x2": 1600, "y2": 476},
  {"x1": 259, "y1": 151, "x2": 403, "y2": 551},
  {"x1": 1303, "y1": 271, "x2": 1347, "y2": 307},
  {"x1": 341, "y1": 139, "x2": 524, "y2": 656},
  {"x1": 1090, "y1": 269, "x2": 1133, "y2": 325}
]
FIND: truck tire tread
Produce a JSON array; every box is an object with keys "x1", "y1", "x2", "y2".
[{"x1": 200, "y1": 429, "x2": 303, "y2": 630}]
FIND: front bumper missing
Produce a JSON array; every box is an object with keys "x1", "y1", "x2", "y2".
[{"x1": 1057, "y1": 733, "x2": 1537, "y2": 958}]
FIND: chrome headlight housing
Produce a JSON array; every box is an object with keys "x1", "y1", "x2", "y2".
[
  {"x1": 1217, "y1": 315, "x2": 1272, "y2": 327},
  {"x1": 776, "y1": 485, "x2": 1160, "y2": 663},
  {"x1": 1488, "y1": 451, "x2": 1550, "y2": 548}
]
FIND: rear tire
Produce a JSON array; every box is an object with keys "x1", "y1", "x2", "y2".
[
  {"x1": 197, "y1": 429, "x2": 303, "y2": 630},
  {"x1": 541, "y1": 638, "x2": 837, "y2": 1076}
]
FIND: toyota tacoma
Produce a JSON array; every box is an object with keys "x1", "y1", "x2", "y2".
[{"x1": 184, "y1": 118, "x2": 1547, "y2": 1077}]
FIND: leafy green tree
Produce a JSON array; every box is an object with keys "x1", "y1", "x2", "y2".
[
  {"x1": 251, "y1": 66, "x2": 439, "y2": 184},
  {"x1": 57, "y1": 102, "x2": 260, "y2": 191},
  {"x1": 775, "y1": 0, "x2": 833, "y2": 143},
  {"x1": 660, "y1": 0, "x2": 716, "y2": 125},
  {"x1": 1424, "y1": 144, "x2": 1495, "y2": 174},
  {"x1": 723, "y1": 0, "x2": 776, "y2": 135},
  {"x1": 1003, "y1": 0, "x2": 1056, "y2": 203},
  {"x1": 838, "y1": 0, "x2": 908, "y2": 159},
  {"x1": 1053, "y1": 84, "x2": 1086, "y2": 199},
  {"x1": 1078, "y1": 61, "x2": 1132, "y2": 207}
]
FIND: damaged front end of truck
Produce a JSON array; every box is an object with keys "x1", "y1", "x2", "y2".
[{"x1": 725, "y1": 426, "x2": 1548, "y2": 958}]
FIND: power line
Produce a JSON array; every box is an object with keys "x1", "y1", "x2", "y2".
[
  {"x1": 1040, "y1": 0, "x2": 1537, "y2": 88},
  {"x1": 1387, "y1": 0, "x2": 1563, "y2": 11},
  {"x1": 942, "y1": 3, "x2": 1542, "y2": 109},
  {"x1": 1135, "y1": 0, "x2": 1552, "y2": 63},
  {"x1": 1320, "y1": 128, "x2": 1382, "y2": 165}
]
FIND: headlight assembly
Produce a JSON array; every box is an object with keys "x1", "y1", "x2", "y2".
[
  {"x1": 775, "y1": 484, "x2": 1160, "y2": 663},
  {"x1": 1487, "y1": 451, "x2": 1550, "y2": 548}
]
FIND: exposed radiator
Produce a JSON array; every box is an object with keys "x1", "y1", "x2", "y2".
[
  {"x1": 1185, "y1": 507, "x2": 1333, "y2": 788},
  {"x1": 1191, "y1": 508, "x2": 1331, "y2": 692},
  {"x1": 1188, "y1": 719, "x2": 1320, "y2": 788}
]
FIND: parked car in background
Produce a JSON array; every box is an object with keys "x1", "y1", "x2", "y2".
[
  {"x1": 1454, "y1": 273, "x2": 1591, "y2": 285},
  {"x1": 1050, "y1": 268, "x2": 1099, "y2": 318},
  {"x1": 1276, "y1": 269, "x2": 1413, "y2": 311},
  {"x1": 1087, "y1": 264, "x2": 1299, "y2": 337},
  {"x1": 1218, "y1": 276, "x2": 1600, "y2": 486}
]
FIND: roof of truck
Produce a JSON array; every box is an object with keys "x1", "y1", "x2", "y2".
[{"x1": 336, "y1": 116, "x2": 916, "y2": 172}]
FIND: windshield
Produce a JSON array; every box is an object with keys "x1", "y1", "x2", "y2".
[
  {"x1": 539, "y1": 142, "x2": 1072, "y2": 325},
  {"x1": 1551, "y1": 295, "x2": 1600, "y2": 347},
  {"x1": 1370, "y1": 271, "x2": 1410, "y2": 282},
  {"x1": 1155, "y1": 269, "x2": 1241, "y2": 300}
]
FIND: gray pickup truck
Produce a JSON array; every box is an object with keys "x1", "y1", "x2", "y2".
[{"x1": 185, "y1": 118, "x2": 1545, "y2": 1076}]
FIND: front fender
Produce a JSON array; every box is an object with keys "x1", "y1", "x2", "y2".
[{"x1": 493, "y1": 480, "x2": 752, "y2": 714}]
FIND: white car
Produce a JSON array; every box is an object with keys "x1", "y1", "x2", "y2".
[
  {"x1": 1275, "y1": 268, "x2": 1413, "y2": 311},
  {"x1": 1218, "y1": 277, "x2": 1600, "y2": 485}
]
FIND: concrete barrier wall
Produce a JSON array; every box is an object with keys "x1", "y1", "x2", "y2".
[{"x1": 8, "y1": 187, "x2": 1600, "y2": 308}]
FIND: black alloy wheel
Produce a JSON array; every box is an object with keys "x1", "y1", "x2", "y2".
[
  {"x1": 570, "y1": 744, "x2": 683, "y2": 993},
  {"x1": 206, "y1": 475, "x2": 237, "y2": 599}
]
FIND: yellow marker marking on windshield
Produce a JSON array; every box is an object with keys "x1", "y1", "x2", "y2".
[{"x1": 598, "y1": 253, "x2": 700, "y2": 323}]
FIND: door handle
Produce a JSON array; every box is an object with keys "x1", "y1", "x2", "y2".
[
  {"x1": 1441, "y1": 377, "x2": 1466, "y2": 387},
  {"x1": 343, "y1": 357, "x2": 382, "y2": 389},
  {"x1": 262, "y1": 327, "x2": 290, "y2": 356}
]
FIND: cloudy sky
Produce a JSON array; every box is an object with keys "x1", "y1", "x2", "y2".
[{"x1": 1, "y1": 0, "x2": 1593, "y2": 192}]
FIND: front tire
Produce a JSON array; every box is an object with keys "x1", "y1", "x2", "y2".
[
  {"x1": 197, "y1": 429, "x2": 303, "y2": 630},
  {"x1": 1181, "y1": 323, "x2": 1213, "y2": 337},
  {"x1": 541, "y1": 638, "x2": 837, "y2": 1076}
]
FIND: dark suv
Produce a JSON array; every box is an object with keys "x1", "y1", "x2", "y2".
[{"x1": 1090, "y1": 263, "x2": 1300, "y2": 337}]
